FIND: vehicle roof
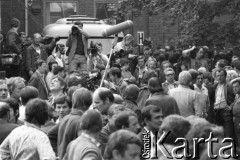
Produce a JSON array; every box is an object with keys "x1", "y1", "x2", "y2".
[{"x1": 42, "y1": 15, "x2": 124, "y2": 38}]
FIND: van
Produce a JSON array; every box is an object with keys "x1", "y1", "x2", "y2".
[{"x1": 42, "y1": 15, "x2": 124, "y2": 56}]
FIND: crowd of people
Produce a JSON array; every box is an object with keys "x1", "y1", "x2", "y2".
[{"x1": 0, "y1": 18, "x2": 240, "y2": 160}]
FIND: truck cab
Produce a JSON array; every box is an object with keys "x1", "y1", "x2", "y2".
[{"x1": 42, "y1": 15, "x2": 124, "y2": 55}]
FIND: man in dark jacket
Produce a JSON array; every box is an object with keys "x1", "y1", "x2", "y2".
[
  {"x1": 146, "y1": 77, "x2": 180, "y2": 118},
  {"x1": 4, "y1": 18, "x2": 22, "y2": 77},
  {"x1": 26, "y1": 33, "x2": 57, "y2": 76},
  {"x1": 28, "y1": 60, "x2": 49, "y2": 100}
]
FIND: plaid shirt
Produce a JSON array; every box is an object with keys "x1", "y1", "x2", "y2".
[{"x1": 0, "y1": 122, "x2": 56, "y2": 160}]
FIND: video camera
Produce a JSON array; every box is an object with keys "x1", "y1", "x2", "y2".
[{"x1": 84, "y1": 71, "x2": 102, "y2": 91}]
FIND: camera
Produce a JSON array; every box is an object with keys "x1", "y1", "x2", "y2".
[
  {"x1": 71, "y1": 25, "x2": 80, "y2": 35},
  {"x1": 89, "y1": 41, "x2": 99, "y2": 56}
]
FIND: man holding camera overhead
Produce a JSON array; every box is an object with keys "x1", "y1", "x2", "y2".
[{"x1": 66, "y1": 21, "x2": 89, "y2": 74}]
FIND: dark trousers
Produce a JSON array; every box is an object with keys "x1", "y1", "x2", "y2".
[{"x1": 215, "y1": 109, "x2": 235, "y2": 139}]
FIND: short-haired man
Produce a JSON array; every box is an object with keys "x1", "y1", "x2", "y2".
[
  {"x1": 0, "y1": 98, "x2": 56, "y2": 160},
  {"x1": 53, "y1": 95, "x2": 71, "y2": 123},
  {"x1": 58, "y1": 88, "x2": 92, "y2": 160},
  {"x1": 109, "y1": 67, "x2": 128, "y2": 96},
  {"x1": 0, "y1": 102, "x2": 18, "y2": 144},
  {"x1": 114, "y1": 111, "x2": 141, "y2": 134},
  {"x1": 194, "y1": 72, "x2": 210, "y2": 118},
  {"x1": 49, "y1": 75, "x2": 66, "y2": 104},
  {"x1": 231, "y1": 78, "x2": 240, "y2": 146},
  {"x1": 122, "y1": 84, "x2": 141, "y2": 118},
  {"x1": 63, "y1": 109, "x2": 103, "y2": 160},
  {"x1": 19, "y1": 86, "x2": 39, "y2": 121},
  {"x1": 162, "y1": 68, "x2": 178, "y2": 94},
  {"x1": 146, "y1": 77, "x2": 180, "y2": 118},
  {"x1": 93, "y1": 87, "x2": 115, "y2": 115},
  {"x1": 7, "y1": 77, "x2": 25, "y2": 103},
  {"x1": 214, "y1": 69, "x2": 235, "y2": 139},
  {"x1": 28, "y1": 60, "x2": 49, "y2": 100},
  {"x1": 169, "y1": 71, "x2": 201, "y2": 117},
  {"x1": 0, "y1": 80, "x2": 8, "y2": 100},
  {"x1": 26, "y1": 33, "x2": 58, "y2": 76},
  {"x1": 67, "y1": 21, "x2": 89, "y2": 73},
  {"x1": 104, "y1": 129, "x2": 141, "y2": 160}
]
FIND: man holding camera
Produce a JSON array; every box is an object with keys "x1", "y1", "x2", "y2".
[{"x1": 66, "y1": 21, "x2": 89, "y2": 74}]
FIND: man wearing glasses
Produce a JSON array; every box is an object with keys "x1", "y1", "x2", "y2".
[{"x1": 162, "y1": 68, "x2": 178, "y2": 94}]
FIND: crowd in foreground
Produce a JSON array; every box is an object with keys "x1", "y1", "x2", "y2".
[{"x1": 0, "y1": 18, "x2": 240, "y2": 160}]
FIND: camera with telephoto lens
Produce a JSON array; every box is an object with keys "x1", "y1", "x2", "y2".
[
  {"x1": 71, "y1": 25, "x2": 80, "y2": 35},
  {"x1": 89, "y1": 41, "x2": 99, "y2": 56}
]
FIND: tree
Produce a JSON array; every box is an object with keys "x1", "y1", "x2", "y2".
[{"x1": 114, "y1": 0, "x2": 240, "y2": 48}]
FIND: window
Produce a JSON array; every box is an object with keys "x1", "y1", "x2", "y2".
[{"x1": 44, "y1": 2, "x2": 78, "y2": 25}]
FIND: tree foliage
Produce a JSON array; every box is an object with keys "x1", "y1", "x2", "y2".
[{"x1": 114, "y1": 0, "x2": 240, "y2": 48}]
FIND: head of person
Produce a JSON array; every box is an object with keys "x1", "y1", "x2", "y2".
[
  {"x1": 11, "y1": 18, "x2": 20, "y2": 29},
  {"x1": 115, "y1": 111, "x2": 140, "y2": 134},
  {"x1": 72, "y1": 88, "x2": 92, "y2": 111},
  {"x1": 53, "y1": 95, "x2": 71, "y2": 120},
  {"x1": 143, "y1": 47, "x2": 152, "y2": 59},
  {"x1": 226, "y1": 70, "x2": 238, "y2": 83},
  {"x1": 196, "y1": 47, "x2": 205, "y2": 59},
  {"x1": 189, "y1": 69, "x2": 199, "y2": 84},
  {"x1": 181, "y1": 64, "x2": 188, "y2": 71},
  {"x1": 19, "y1": 32, "x2": 27, "y2": 43},
  {"x1": 141, "y1": 71, "x2": 157, "y2": 85},
  {"x1": 120, "y1": 58, "x2": 130, "y2": 71},
  {"x1": 137, "y1": 56, "x2": 145, "y2": 68},
  {"x1": 67, "y1": 73, "x2": 87, "y2": 88},
  {"x1": 198, "y1": 67, "x2": 207, "y2": 73},
  {"x1": 20, "y1": 86, "x2": 39, "y2": 106},
  {"x1": 50, "y1": 75, "x2": 66, "y2": 93},
  {"x1": 0, "y1": 102, "x2": 10, "y2": 121},
  {"x1": 55, "y1": 43, "x2": 65, "y2": 55},
  {"x1": 33, "y1": 33, "x2": 42, "y2": 45},
  {"x1": 35, "y1": 60, "x2": 47, "y2": 74},
  {"x1": 215, "y1": 59, "x2": 226, "y2": 69},
  {"x1": 123, "y1": 34, "x2": 134, "y2": 46},
  {"x1": 147, "y1": 60, "x2": 157, "y2": 70},
  {"x1": 216, "y1": 69, "x2": 227, "y2": 84},
  {"x1": 203, "y1": 72, "x2": 212, "y2": 85},
  {"x1": 195, "y1": 71, "x2": 204, "y2": 87},
  {"x1": 48, "y1": 61, "x2": 58, "y2": 72},
  {"x1": 0, "y1": 80, "x2": 8, "y2": 100},
  {"x1": 164, "y1": 68, "x2": 175, "y2": 83},
  {"x1": 104, "y1": 129, "x2": 141, "y2": 160},
  {"x1": 179, "y1": 71, "x2": 192, "y2": 86},
  {"x1": 2, "y1": 98, "x2": 20, "y2": 123},
  {"x1": 25, "y1": 98, "x2": 48, "y2": 126},
  {"x1": 148, "y1": 77, "x2": 163, "y2": 94},
  {"x1": 113, "y1": 94, "x2": 123, "y2": 104},
  {"x1": 123, "y1": 84, "x2": 139, "y2": 102},
  {"x1": 80, "y1": 109, "x2": 102, "y2": 135},
  {"x1": 72, "y1": 21, "x2": 83, "y2": 35},
  {"x1": 67, "y1": 86, "x2": 80, "y2": 102},
  {"x1": 93, "y1": 87, "x2": 114, "y2": 114},
  {"x1": 141, "y1": 105, "x2": 163, "y2": 132},
  {"x1": 162, "y1": 61, "x2": 171, "y2": 71},
  {"x1": 109, "y1": 67, "x2": 122, "y2": 83},
  {"x1": 53, "y1": 66, "x2": 65, "y2": 78},
  {"x1": 159, "y1": 115, "x2": 191, "y2": 145},
  {"x1": 7, "y1": 77, "x2": 25, "y2": 100},
  {"x1": 231, "y1": 78, "x2": 240, "y2": 95}
]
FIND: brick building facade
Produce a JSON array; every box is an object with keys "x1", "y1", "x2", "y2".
[{"x1": 0, "y1": 0, "x2": 178, "y2": 48}]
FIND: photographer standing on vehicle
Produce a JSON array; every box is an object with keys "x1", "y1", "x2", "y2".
[{"x1": 66, "y1": 21, "x2": 89, "y2": 74}]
